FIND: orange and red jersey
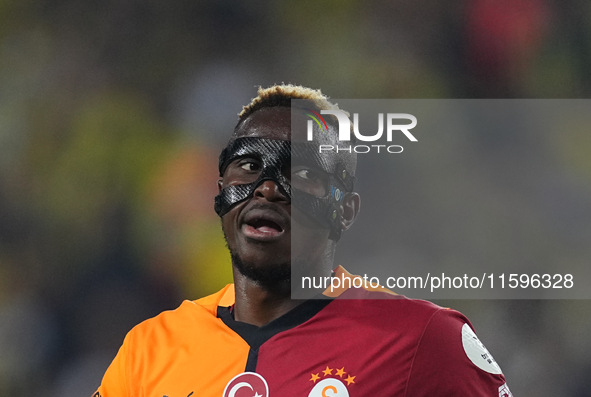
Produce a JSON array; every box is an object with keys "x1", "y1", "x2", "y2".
[{"x1": 95, "y1": 272, "x2": 510, "y2": 396}]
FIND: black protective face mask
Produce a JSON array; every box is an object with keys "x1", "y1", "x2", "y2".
[
  {"x1": 215, "y1": 137, "x2": 291, "y2": 216},
  {"x1": 214, "y1": 137, "x2": 354, "y2": 240}
]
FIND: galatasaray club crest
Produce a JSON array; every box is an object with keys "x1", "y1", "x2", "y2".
[
  {"x1": 308, "y1": 365, "x2": 356, "y2": 397},
  {"x1": 223, "y1": 372, "x2": 269, "y2": 397}
]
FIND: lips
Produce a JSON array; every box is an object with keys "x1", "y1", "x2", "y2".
[{"x1": 241, "y1": 207, "x2": 289, "y2": 241}]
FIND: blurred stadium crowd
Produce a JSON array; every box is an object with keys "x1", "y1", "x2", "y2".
[{"x1": 1, "y1": 1, "x2": 591, "y2": 396}]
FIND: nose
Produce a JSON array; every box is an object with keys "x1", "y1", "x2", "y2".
[{"x1": 253, "y1": 179, "x2": 289, "y2": 202}]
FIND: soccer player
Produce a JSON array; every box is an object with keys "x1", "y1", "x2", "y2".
[{"x1": 94, "y1": 84, "x2": 512, "y2": 396}]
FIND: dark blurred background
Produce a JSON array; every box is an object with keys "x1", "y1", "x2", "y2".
[{"x1": 1, "y1": 0, "x2": 590, "y2": 396}]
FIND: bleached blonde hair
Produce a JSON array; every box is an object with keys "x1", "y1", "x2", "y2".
[{"x1": 237, "y1": 84, "x2": 341, "y2": 126}]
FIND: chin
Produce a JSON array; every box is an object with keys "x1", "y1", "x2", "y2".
[{"x1": 231, "y1": 251, "x2": 291, "y2": 289}]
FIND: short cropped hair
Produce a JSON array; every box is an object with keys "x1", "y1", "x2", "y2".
[{"x1": 235, "y1": 84, "x2": 347, "y2": 132}]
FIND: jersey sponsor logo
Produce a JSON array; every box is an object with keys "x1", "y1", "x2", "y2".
[
  {"x1": 461, "y1": 323, "x2": 503, "y2": 374},
  {"x1": 308, "y1": 365, "x2": 356, "y2": 396},
  {"x1": 498, "y1": 382, "x2": 513, "y2": 397},
  {"x1": 223, "y1": 372, "x2": 269, "y2": 397}
]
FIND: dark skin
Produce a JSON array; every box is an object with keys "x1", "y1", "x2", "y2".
[{"x1": 218, "y1": 106, "x2": 360, "y2": 327}]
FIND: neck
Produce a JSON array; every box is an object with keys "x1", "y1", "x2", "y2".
[{"x1": 232, "y1": 269, "x2": 302, "y2": 327}]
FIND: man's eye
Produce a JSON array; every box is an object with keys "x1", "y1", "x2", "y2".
[
  {"x1": 292, "y1": 166, "x2": 328, "y2": 197},
  {"x1": 236, "y1": 159, "x2": 261, "y2": 172},
  {"x1": 292, "y1": 167, "x2": 325, "y2": 184},
  {"x1": 293, "y1": 169, "x2": 313, "y2": 180}
]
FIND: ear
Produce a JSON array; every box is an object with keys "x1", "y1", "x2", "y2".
[
  {"x1": 340, "y1": 192, "x2": 360, "y2": 231},
  {"x1": 217, "y1": 178, "x2": 223, "y2": 193}
]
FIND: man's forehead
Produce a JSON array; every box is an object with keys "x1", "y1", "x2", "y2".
[{"x1": 234, "y1": 107, "x2": 292, "y2": 141}]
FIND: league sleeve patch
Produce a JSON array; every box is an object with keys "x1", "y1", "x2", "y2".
[
  {"x1": 461, "y1": 323, "x2": 503, "y2": 374},
  {"x1": 498, "y1": 382, "x2": 514, "y2": 397}
]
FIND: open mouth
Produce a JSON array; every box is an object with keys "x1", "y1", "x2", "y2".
[
  {"x1": 242, "y1": 209, "x2": 287, "y2": 240},
  {"x1": 247, "y1": 218, "x2": 284, "y2": 234}
]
